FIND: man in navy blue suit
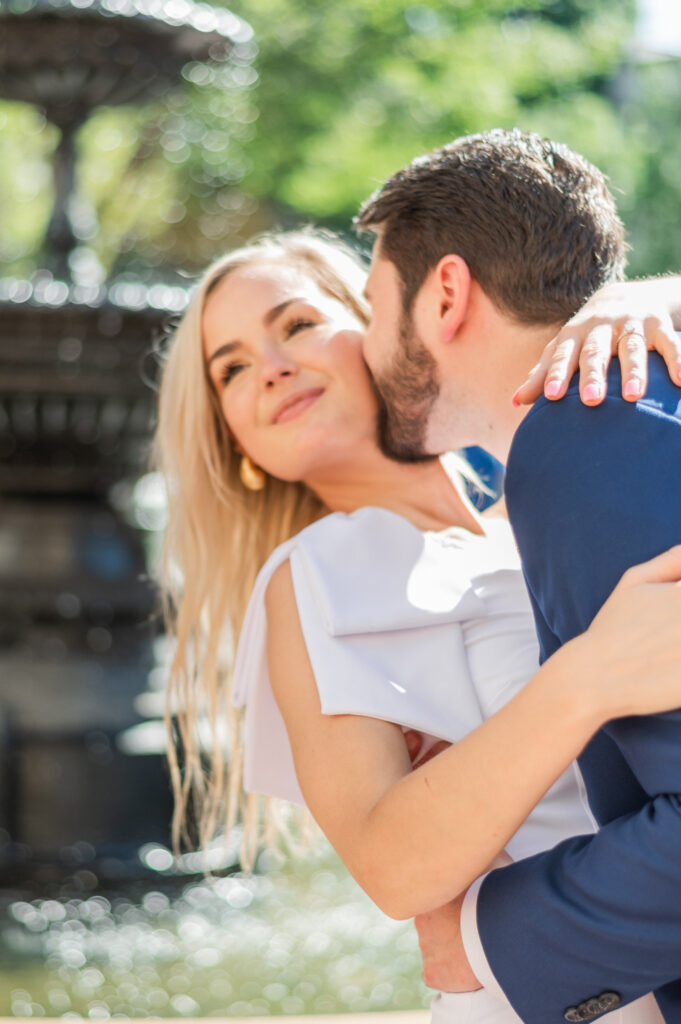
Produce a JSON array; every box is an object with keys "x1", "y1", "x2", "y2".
[{"x1": 356, "y1": 129, "x2": 681, "y2": 1022}]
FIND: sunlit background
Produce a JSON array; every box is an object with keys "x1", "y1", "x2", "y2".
[
  {"x1": 1, "y1": 846, "x2": 427, "y2": 1018},
  {"x1": 0, "y1": 0, "x2": 680, "y2": 1018},
  {"x1": 3, "y1": 0, "x2": 681, "y2": 284}
]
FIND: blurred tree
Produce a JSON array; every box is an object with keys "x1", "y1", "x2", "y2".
[
  {"x1": 231, "y1": 0, "x2": 635, "y2": 226},
  {"x1": 0, "y1": 52, "x2": 261, "y2": 281},
  {"x1": 1, "y1": 0, "x2": 679, "y2": 281},
  {"x1": 614, "y1": 54, "x2": 681, "y2": 277}
]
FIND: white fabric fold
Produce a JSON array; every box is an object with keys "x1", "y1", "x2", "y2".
[
  {"x1": 233, "y1": 508, "x2": 490, "y2": 804},
  {"x1": 292, "y1": 506, "x2": 486, "y2": 634},
  {"x1": 232, "y1": 505, "x2": 597, "y2": 867}
]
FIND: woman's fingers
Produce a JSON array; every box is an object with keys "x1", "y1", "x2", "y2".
[
  {"x1": 403, "y1": 729, "x2": 424, "y2": 762},
  {"x1": 511, "y1": 363, "x2": 542, "y2": 407},
  {"x1": 616, "y1": 319, "x2": 648, "y2": 402},
  {"x1": 512, "y1": 321, "x2": 622, "y2": 408},
  {"x1": 513, "y1": 307, "x2": 681, "y2": 409},
  {"x1": 511, "y1": 335, "x2": 579, "y2": 406},
  {"x1": 413, "y1": 740, "x2": 451, "y2": 770},
  {"x1": 619, "y1": 545, "x2": 681, "y2": 588},
  {"x1": 404, "y1": 730, "x2": 452, "y2": 770},
  {"x1": 541, "y1": 333, "x2": 580, "y2": 401},
  {"x1": 583, "y1": 545, "x2": 681, "y2": 722},
  {"x1": 577, "y1": 323, "x2": 614, "y2": 405},
  {"x1": 511, "y1": 355, "x2": 551, "y2": 407},
  {"x1": 648, "y1": 322, "x2": 681, "y2": 389}
]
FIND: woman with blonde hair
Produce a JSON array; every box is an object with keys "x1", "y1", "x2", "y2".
[
  {"x1": 156, "y1": 233, "x2": 364, "y2": 857},
  {"x1": 156, "y1": 230, "x2": 679, "y2": 1024}
]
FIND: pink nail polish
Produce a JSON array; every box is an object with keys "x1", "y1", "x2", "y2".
[
  {"x1": 624, "y1": 379, "x2": 640, "y2": 400},
  {"x1": 511, "y1": 389, "x2": 521, "y2": 407},
  {"x1": 545, "y1": 380, "x2": 562, "y2": 399},
  {"x1": 582, "y1": 383, "x2": 601, "y2": 403}
]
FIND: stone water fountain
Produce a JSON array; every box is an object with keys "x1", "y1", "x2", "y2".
[{"x1": 0, "y1": 0, "x2": 252, "y2": 881}]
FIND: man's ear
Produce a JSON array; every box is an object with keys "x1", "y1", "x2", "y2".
[{"x1": 436, "y1": 255, "x2": 471, "y2": 343}]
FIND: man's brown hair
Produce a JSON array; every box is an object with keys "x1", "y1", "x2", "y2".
[{"x1": 355, "y1": 128, "x2": 627, "y2": 325}]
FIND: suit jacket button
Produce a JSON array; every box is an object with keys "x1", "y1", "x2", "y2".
[
  {"x1": 598, "y1": 992, "x2": 621, "y2": 1012},
  {"x1": 564, "y1": 1009, "x2": 584, "y2": 1022}
]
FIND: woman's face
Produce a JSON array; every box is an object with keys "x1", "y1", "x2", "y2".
[{"x1": 202, "y1": 259, "x2": 379, "y2": 483}]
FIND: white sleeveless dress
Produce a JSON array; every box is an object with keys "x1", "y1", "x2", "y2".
[{"x1": 231, "y1": 507, "x2": 662, "y2": 1024}]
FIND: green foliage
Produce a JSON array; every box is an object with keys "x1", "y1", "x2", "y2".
[
  {"x1": 0, "y1": 104, "x2": 57, "y2": 269},
  {"x1": 229, "y1": 0, "x2": 634, "y2": 225},
  {"x1": 615, "y1": 57, "x2": 681, "y2": 277},
  {"x1": 0, "y1": 0, "x2": 679, "y2": 281},
  {"x1": 0, "y1": 58, "x2": 260, "y2": 279}
]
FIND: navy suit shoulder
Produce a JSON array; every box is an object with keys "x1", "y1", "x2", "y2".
[
  {"x1": 506, "y1": 352, "x2": 681, "y2": 648},
  {"x1": 475, "y1": 353, "x2": 681, "y2": 1023}
]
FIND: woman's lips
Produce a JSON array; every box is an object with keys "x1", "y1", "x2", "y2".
[{"x1": 272, "y1": 388, "x2": 324, "y2": 424}]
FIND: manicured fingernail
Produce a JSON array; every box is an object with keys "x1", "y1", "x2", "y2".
[
  {"x1": 545, "y1": 380, "x2": 562, "y2": 399},
  {"x1": 624, "y1": 379, "x2": 641, "y2": 400},
  {"x1": 511, "y1": 388, "x2": 522, "y2": 407},
  {"x1": 582, "y1": 383, "x2": 601, "y2": 403}
]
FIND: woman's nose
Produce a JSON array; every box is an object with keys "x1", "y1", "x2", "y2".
[{"x1": 260, "y1": 347, "x2": 297, "y2": 388}]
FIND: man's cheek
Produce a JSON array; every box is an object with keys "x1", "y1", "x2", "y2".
[
  {"x1": 360, "y1": 327, "x2": 373, "y2": 359},
  {"x1": 362, "y1": 332, "x2": 383, "y2": 376}
]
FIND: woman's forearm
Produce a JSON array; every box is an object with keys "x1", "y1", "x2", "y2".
[
  {"x1": 351, "y1": 639, "x2": 603, "y2": 919},
  {"x1": 344, "y1": 548, "x2": 681, "y2": 918},
  {"x1": 269, "y1": 561, "x2": 605, "y2": 920},
  {"x1": 268, "y1": 551, "x2": 681, "y2": 921}
]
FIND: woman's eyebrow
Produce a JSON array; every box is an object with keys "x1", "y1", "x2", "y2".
[
  {"x1": 207, "y1": 340, "x2": 240, "y2": 368},
  {"x1": 263, "y1": 297, "x2": 303, "y2": 326},
  {"x1": 207, "y1": 298, "x2": 307, "y2": 368}
]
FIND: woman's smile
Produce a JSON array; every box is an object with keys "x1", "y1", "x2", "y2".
[
  {"x1": 202, "y1": 260, "x2": 378, "y2": 482},
  {"x1": 271, "y1": 387, "x2": 325, "y2": 425}
]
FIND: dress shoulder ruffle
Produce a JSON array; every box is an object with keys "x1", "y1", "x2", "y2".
[{"x1": 232, "y1": 507, "x2": 518, "y2": 805}]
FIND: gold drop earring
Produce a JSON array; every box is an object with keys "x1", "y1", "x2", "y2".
[{"x1": 240, "y1": 455, "x2": 266, "y2": 491}]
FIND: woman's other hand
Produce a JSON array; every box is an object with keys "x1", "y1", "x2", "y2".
[
  {"x1": 512, "y1": 277, "x2": 681, "y2": 408},
  {"x1": 569, "y1": 545, "x2": 681, "y2": 722},
  {"x1": 414, "y1": 849, "x2": 512, "y2": 993},
  {"x1": 403, "y1": 729, "x2": 451, "y2": 768}
]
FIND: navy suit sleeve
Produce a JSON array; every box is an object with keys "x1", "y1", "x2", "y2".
[
  {"x1": 522, "y1": 573, "x2": 649, "y2": 826},
  {"x1": 476, "y1": 357, "x2": 681, "y2": 1023}
]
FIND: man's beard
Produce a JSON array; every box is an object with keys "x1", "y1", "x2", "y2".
[{"x1": 373, "y1": 312, "x2": 441, "y2": 463}]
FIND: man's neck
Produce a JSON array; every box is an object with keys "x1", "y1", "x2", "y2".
[{"x1": 468, "y1": 318, "x2": 562, "y2": 464}]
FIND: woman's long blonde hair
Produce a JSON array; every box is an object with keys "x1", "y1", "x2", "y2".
[{"x1": 154, "y1": 231, "x2": 371, "y2": 868}]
